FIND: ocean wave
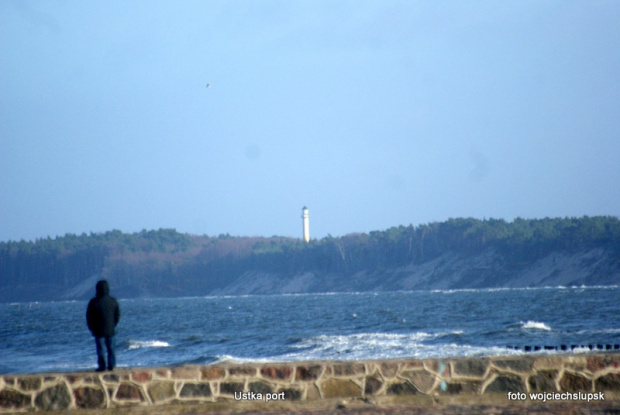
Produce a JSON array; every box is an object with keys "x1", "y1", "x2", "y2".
[
  {"x1": 154, "y1": 285, "x2": 619, "y2": 302},
  {"x1": 280, "y1": 333, "x2": 518, "y2": 362},
  {"x1": 575, "y1": 328, "x2": 620, "y2": 335},
  {"x1": 127, "y1": 340, "x2": 171, "y2": 350},
  {"x1": 520, "y1": 321, "x2": 551, "y2": 331},
  {"x1": 429, "y1": 285, "x2": 617, "y2": 295},
  {"x1": 430, "y1": 287, "x2": 513, "y2": 294},
  {"x1": 208, "y1": 338, "x2": 519, "y2": 364},
  {"x1": 284, "y1": 331, "x2": 466, "y2": 359},
  {"x1": 207, "y1": 286, "x2": 620, "y2": 300},
  {"x1": 212, "y1": 354, "x2": 271, "y2": 364}
]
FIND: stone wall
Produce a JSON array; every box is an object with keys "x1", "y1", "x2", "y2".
[{"x1": 1, "y1": 354, "x2": 619, "y2": 412}]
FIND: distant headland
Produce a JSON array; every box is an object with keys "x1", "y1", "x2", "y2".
[{"x1": 1, "y1": 216, "x2": 619, "y2": 302}]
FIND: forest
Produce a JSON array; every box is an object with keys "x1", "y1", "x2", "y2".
[{"x1": 1, "y1": 216, "x2": 619, "y2": 301}]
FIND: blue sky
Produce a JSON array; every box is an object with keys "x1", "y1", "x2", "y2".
[{"x1": 1, "y1": 1, "x2": 619, "y2": 242}]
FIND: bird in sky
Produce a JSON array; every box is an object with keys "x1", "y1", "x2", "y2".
[{"x1": 206, "y1": 83, "x2": 211, "y2": 88}]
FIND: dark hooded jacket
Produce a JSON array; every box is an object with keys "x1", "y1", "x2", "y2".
[{"x1": 86, "y1": 280, "x2": 120, "y2": 337}]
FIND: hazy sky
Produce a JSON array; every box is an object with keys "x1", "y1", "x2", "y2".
[{"x1": 1, "y1": 1, "x2": 619, "y2": 242}]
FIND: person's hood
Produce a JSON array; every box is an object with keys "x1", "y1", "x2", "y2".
[{"x1": 95, "y1": 280, "x2": 109, "y2": 297}]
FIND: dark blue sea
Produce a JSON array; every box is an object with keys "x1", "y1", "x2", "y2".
[{"x1": 1, "y1": 287, "x2": 619, "y2": 375}]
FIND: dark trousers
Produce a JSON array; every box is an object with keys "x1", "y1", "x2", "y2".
[{"x1": 94, "y1": 336, "x2": 116, "y2": 371}]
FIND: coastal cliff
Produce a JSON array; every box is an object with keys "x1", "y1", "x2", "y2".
[
  {"x1": 1, "y1": 217, "x2": 619, "y2": 302},
  {"x1": 211, "y1": 247, "x2": 619, "y2": 295}
]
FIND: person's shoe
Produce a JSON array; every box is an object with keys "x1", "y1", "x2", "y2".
[{"x1": 96, "y1": 367, "x2": 105, "y2": 372}]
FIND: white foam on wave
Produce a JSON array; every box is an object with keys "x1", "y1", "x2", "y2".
[
  {"x1": 128, "y1": 340, "x2": 171, "y2": 350},
  {"x1": 429, "y1": 285, "x2": 617, "y2": 295},
  {"x1": 212, "y1": 354, "x2": 271, "y2": 364},
  {"x1": 214, "y1": 342, "x2": 522, "y2": 364},
  {"x1": 188, "y1": 285, "x2": 619, "y2": 302},
  {"x1": 279, "y1": 331, "x2": 475, "y2": 362},
  {"x1": 575, "y1": 328, "x2": 620, "y2": 335},
  {"x1": 521, "y1": 321, "x2": 552, "y2": 331},
  {"x1": 431, "y1": 287, "x2": 512, "y2": 294}
]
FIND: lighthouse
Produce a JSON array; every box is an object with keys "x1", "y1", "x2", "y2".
[{"x1": 302, "y1": 206, "x2": 310, "y2": 243}]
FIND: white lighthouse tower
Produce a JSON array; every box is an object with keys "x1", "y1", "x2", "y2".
[{"x1": 302, "y1": 206, "x2": 310, "y2": 243}]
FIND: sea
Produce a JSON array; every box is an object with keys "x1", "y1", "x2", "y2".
[{"x1": 1, "y1": 286, "x2": 619, "y2": 375}]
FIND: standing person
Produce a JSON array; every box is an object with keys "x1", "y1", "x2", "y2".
[{"x1": 86, "y1": 280, "x2": 120, "y2": 371}]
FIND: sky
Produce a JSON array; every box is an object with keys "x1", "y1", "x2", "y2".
[{"x1": 1, "y1": 1, "x2": 619, "y2": 242}]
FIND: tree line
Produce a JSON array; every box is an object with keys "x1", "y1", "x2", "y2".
[{"x1": 1, "y1": 216, "x2": 619, "y2": 300}]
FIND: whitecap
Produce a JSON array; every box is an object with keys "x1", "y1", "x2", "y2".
[
  {"x1": 127, "y1": 340, "x2": 171, "y2": 350},
  {"x1": 521, "y1": 321, "x2": 551, "y2": 331},
  {"x1": 279, "y1": 331, "x2": 518, "y2": 362},
  {"x1": 212, "y1": 355, "x2": 270, "y2": 364},
  {"x1": 286, "y1": 331, "x2": 464, "y2": 360},
  {"x1": 575, "y1": 328, "x2": 620, "y2": 335},
  {"x1": 427, "y1": 285, "x2": 617, "y2": 295}
]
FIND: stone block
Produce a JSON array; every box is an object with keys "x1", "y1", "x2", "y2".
[
  {"x1": 484, "y1": 375, "x2": 526, "y2": 394},
  {"x1": 260, "y1": 366, "x2": 293, "y2": 381},
  {"x1": 220, "y1": 382, "x2": 244, "y2": 395},
  {"x1": 332, "y1": 363, "x2": 365, "y2": 377},
  {"x1": 386, "y1": 381, "x2": 419, "y2": 395},
  {"x1": 364, "y1": 376, "x2": 383, "y2": 395},
  {"x1": 401, "y1": 370, "x2": 436, "y2": 394},
  {"x1": 115, "y1": 383, "x2": 145, "y2": 401},
  {"x1": 534, "y1": 356, "x2": 565, "y2": 371},
  {"x1": 320, "y1": 379, "x2": 361, "y2": 398},
  {"x1": 587, "y1": 355, "x2": 620, "y2": 374},
  {"x1": 131, "y1": 371, "x2": 153, "y2": 383},
  {"x1": 180, "y1": 382, "x2": 212, "y2": 398},
  {"x1": 562, "y1": 356, "x2": 588, "y2": 372},
  {"x1": 83, "y1": 375, "x2": 97, "y2": 384},
  {"x1": 559, "y1": 372, "x2": 592, "y2": 393},
  {"x1": 248, "y1": 381, "x2": 274, "y2": 395},
  {"x1": 528, "y1": 370, "x2": 558, "y2": 392},
  {"x1": 306, "y1": 384, "x2": 321, "y2": 401},
  {"x1": 229, "y1": 366, "x2": 257, "y2": 377},
  {"x1": 403, "y1": 360, "x2": 424, "y2": 369},
  {"x1": 279, "y1": 388, "x2": 302, "y2": 401},
  {"x1": 66, "y1": 375, "x2": 83, "y2": 384},
  {"x1": 18, "y1": 376, "x2": 42, "y2": 391},
  {"x1": 427, "y1": 361, "x2": 451, "y2": 378},
  {"x1": 492, "y1": 358, "x2": 533, "y2": 373},
  {"x1": 74, "y1": 386, "x2": 106, "y2": 409},
  {"x1": 453, "y1": 359, "x2": 489, "y2": 378},
  {"x1": 295, "y1": 365, "x2": 323, "y2": 381},
  {"x1": 34, "y1": 383, "x2": 72, "y2": 411},
  {"x1": 438, "y1": 381, "x2": 481, "y2": 395},
  {"x1": 102, "y1": 373, "x2": 119, "y2": 383},
  {"x1": 148, "y1": 381, "x2": 176, "y2": 403},
  {"x1": 172, "y1": 366, "x2": 199, "y2": 380},
  {"x1": 595, "y1": 373, "x2": 620, "y2": 392},
  {"x1": 0, "y1": 389, "x2": 31, "y2": 410},
  {"x1": 379, "y1": 362, "x2": 400, "y2": 378},
  {"x1": 155, "y1": 369, "x2": 170, "y2": 379},
  {"x1": 202, "y1": 367, "x2": 225, "y2": 380}
]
